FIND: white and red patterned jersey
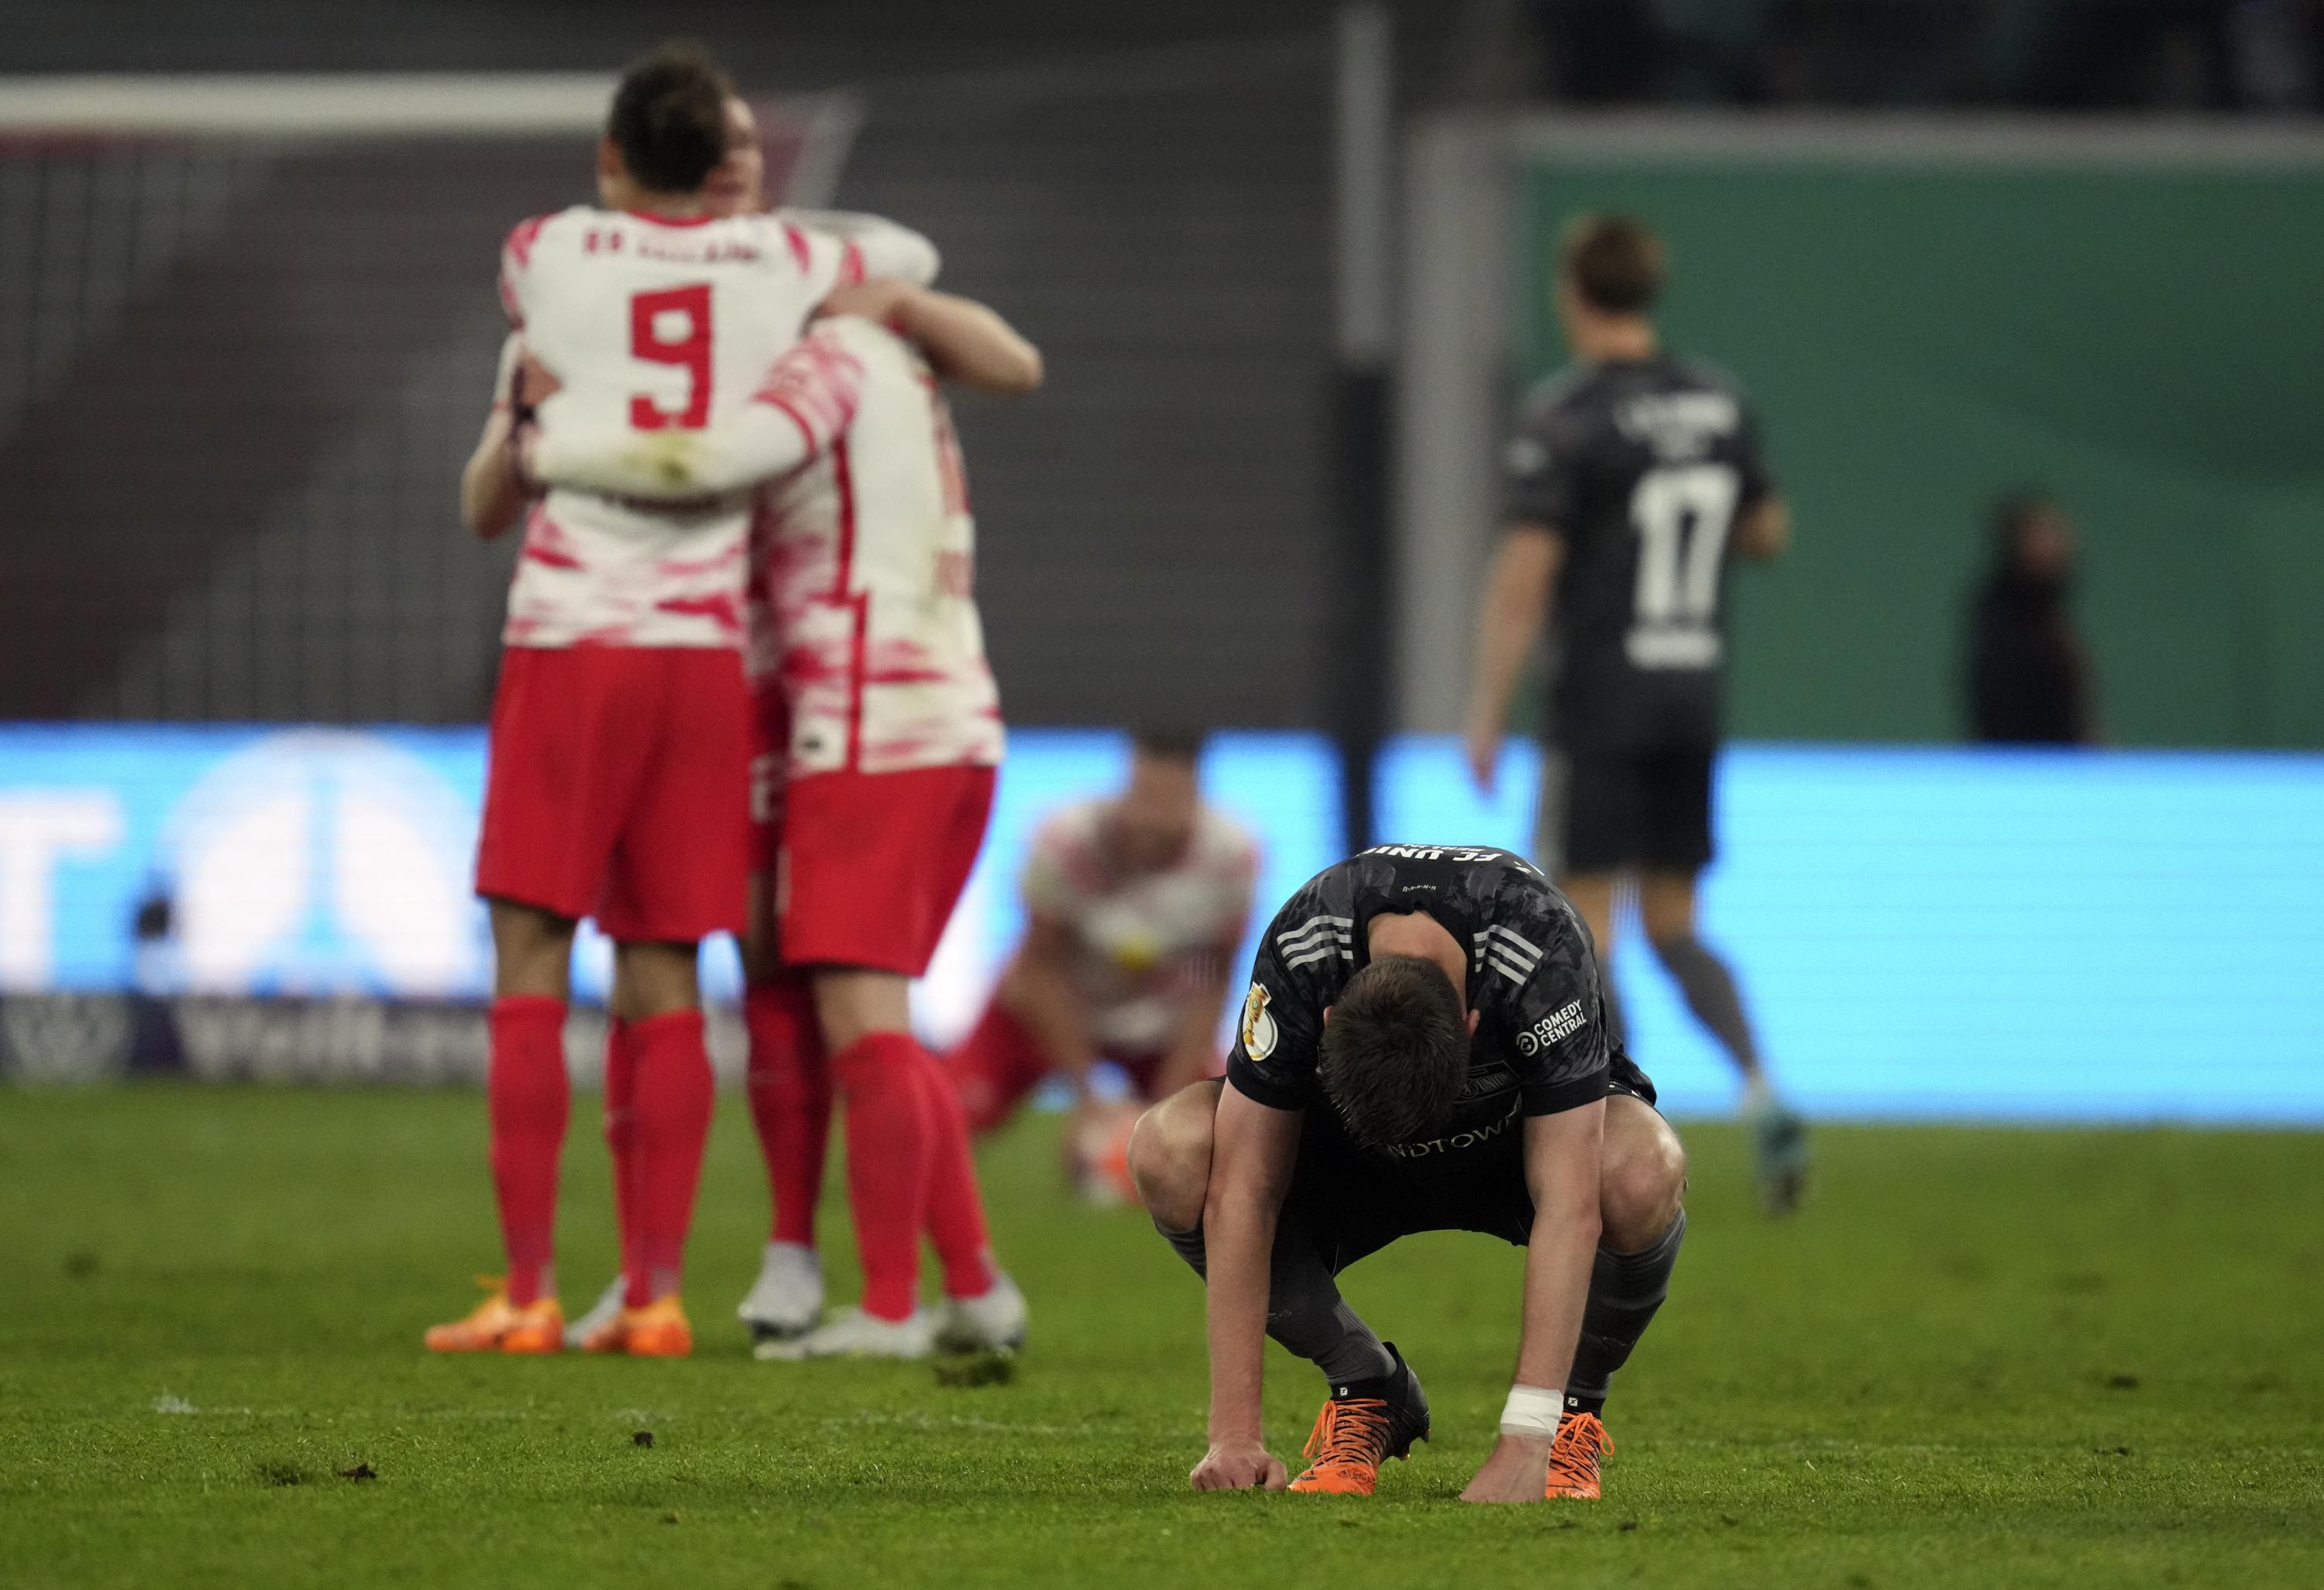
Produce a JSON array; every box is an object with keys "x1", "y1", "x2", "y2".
[
  {"x1": 1022, "y1": 798, "x2": 1260, "y2": 1053},
  {"x1": 747, "y1": 315, "x2": 1004, "y2": 779},
  {"x1": 495, "y1": 205, "x2": 880, "y2": 649}
]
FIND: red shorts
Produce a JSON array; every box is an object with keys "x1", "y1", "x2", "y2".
[
  {"x1": 475, "y1": 645, "x2": 751, "y2": 943},
  {"x1": 776, "y1": 763, "x2": 995, "y2": 977}
]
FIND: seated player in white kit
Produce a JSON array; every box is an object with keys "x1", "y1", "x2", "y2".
[{"x1": 946, "y1": 730, "x2": 1257, "y2": 1200}]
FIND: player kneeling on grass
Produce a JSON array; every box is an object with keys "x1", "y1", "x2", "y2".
[
  {"x1": 947, "y1": 727, "x2": 1257, "y2": 1203},
  {"x1": 1128, "y1": 845, "x2": 1686, "y2": 1501}
]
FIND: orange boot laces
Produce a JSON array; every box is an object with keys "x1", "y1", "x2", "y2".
[
  {"x1": 1300, "y1": 1399, "x2": 1394, "y2": 1483},
  {"x1": 1545, "y1": 1412, "x2": 1613, "y2": 1497}
]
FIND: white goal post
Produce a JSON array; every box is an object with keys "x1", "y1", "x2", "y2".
[{"x1": 0, "y1": 74, "x2": 863, "y2": 204}]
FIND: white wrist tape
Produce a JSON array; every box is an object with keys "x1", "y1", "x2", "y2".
[{"x1": 1499, "y1": 1384, "x2": 1565, "y2": 1439}]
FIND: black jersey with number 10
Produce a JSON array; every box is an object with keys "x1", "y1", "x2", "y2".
[{"x1": 1504, "y1": 355, "x2": 1774, "y2": 750}]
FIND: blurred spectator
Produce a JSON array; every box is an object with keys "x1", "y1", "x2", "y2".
[
  {"x1": 126, "y1": 884, "x2": 186, "y2": 1075},
  {"x1": 1965, "y1": 493, "x2": 2098, "y2": 746}
]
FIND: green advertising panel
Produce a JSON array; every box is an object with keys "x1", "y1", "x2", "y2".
[{"x1": 1515, "y1": 155, "x2": 2324, "y2": 747}]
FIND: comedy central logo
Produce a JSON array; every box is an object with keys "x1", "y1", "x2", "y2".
[
  {"x1": 1513, "y1": 998, "x2": 1587, "y2": 1055},
  {"x1": 1239, "y1": 980, "x2": 1277, "y2": 1060},
  {"x1": 161, "y1": 731, "x2": 485, "y2": 998}
]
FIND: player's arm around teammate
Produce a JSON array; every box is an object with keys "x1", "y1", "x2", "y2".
[
  {"x1": 827, "y1": 280, "x2": 1044, "y2": 394},
  {"x1": 460, "y1": 335, "x2": 538, "y2": 540},
  {"x1": 1459, "y1": 1099, "x2": 1604, "y2": 1502}
]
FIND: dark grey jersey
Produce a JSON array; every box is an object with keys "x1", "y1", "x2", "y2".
[
  {"x1": 1226, "y1": 846, "x2": 1618, "y2": 1176},
  {"x1": 1504, "y1": 355, "x2": 1774, "y2": 750}
]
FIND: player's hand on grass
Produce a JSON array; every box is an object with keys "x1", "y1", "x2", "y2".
[
  {"x1": 1459, "y1": 1432, "x2": 1553, "y2": 1505},
  {"x1": 1190, "y1": 1441, "x2": 1288, "y2": 1492}
]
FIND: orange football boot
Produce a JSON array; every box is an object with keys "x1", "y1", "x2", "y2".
[
  {"x1": 424, "y1": 1281, "x2": 564, "y2": 1354},
  {"x1": 1544, "y1": 1411, "x2": 1613, "y2": 1499},
  {"x1": 1287, "y1": 1344, "x2": 1431, "y2": 1496},
  {"x1": 578, "y1": 1293, "x2": 693, "y2": 1358}
]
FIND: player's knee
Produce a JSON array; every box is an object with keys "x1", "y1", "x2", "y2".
[
  {"x1": 611, "y1": 939, "x2": 700, "y2": 1022},
  {"x1": 1128, "y1": 1083, "x2": 1219, "y2": 1230},
  {"x1": 1601, "y1": 1118, "x2": 1687, "y2": 1251},
  {"x1": 1639, "y1": 888, "x2": 1699, "y2": 949},
  {"x1": 488, "y1": 898, "x2": 577, "y2": 999},
  {"x1": 813, "y1": 969, "x2": 912, "y2": 1053}
]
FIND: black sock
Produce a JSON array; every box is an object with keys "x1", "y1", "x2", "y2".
[
  {"x1": 1567, "y1": 1209, "x2": 1686, "y2": 1414},
  {"x1": 1153, "y1": 1211, "x2": 1393, "y2": 1389},
  {"x1": 1652, "y1": 935, "x2": 1760, "y2": 1074}
]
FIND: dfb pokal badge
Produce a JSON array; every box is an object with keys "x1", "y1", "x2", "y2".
[{"x1": 1239, "y1": 981, "x2": 1277, "y2": 1060}]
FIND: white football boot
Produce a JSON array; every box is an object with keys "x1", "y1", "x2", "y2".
[
  {"x1": 564, "y1": 1276, "x2": 627, "y2": 1351},
  {"x1": 736, "y1": 1241, "x2": 824, "y2": 1342},
  {"x1": 754, "y1": 1305, "x2": 937, "y2": 1362},
  {"x1": 936, "y1": 1270, "x2": 1029, "y2": 1354}
]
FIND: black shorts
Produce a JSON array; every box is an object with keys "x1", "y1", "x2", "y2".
[
  {"x1": 1535, "y1": 742, "x2": 1715, "y2": 876},
  {"x1": 1281, "y1": 1055, "x2": 1659, "y2": 1276}
]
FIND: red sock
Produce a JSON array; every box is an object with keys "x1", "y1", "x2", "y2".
[
  {"x1": 947, "y1": 997, "x2": 1050, "y2": 1136},
  {"x1": 832, "y1": 1031, "x2": 935, "y2": 1322},
  {"x1": 914, "y1": 1047, "x2": 998, "y2": 1300},
  {"x1": 745, "y1": 976, "x2": 831, "y2": 1247},
  {"x1": 602, "y1": 1018, "x2": 643, "y2": 1300},
  {"x1": 627, "y1": 1009, "x2": 715, "y2": 1307},
  {"x1": 487, "y1": 995, "x2": 569, "y2": 1307}
]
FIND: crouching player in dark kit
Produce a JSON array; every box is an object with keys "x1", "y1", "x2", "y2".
[{"x1": 1128, "y1": 844, "x2": 1686, "y2": 1501}]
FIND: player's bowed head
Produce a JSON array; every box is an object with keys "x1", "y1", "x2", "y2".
[{"x1": 1317, "y1": 945, "x2": 1479, "y2": 1149}]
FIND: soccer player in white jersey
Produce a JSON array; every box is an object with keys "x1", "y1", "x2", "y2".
[
  {"x1": 947, "y1": 730, "x2": 1258, "y2": 1199},
  {"x1": 521, "y1": 198, "x2": 1046, "y2": 1358},
  {"x1": 426, "y1": 44, "x2": 934, "y2": 1358},
  {"x1": 737, "y1": 291, "x2": 1043, "y2": 1361}
]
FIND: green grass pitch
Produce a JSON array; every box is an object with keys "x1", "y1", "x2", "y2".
[{"x1": 2, "y1": 1085, "x2": 2320, "y2": 1588}]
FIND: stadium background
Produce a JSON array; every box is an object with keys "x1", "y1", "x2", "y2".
[{"x1": 4, "y1": 0, "x2": 2322, "y2": 1121}]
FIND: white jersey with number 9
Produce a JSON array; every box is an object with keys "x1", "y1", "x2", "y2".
[{"x1": 496, "y1": 206, "x2": 883, "y2": 650}]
